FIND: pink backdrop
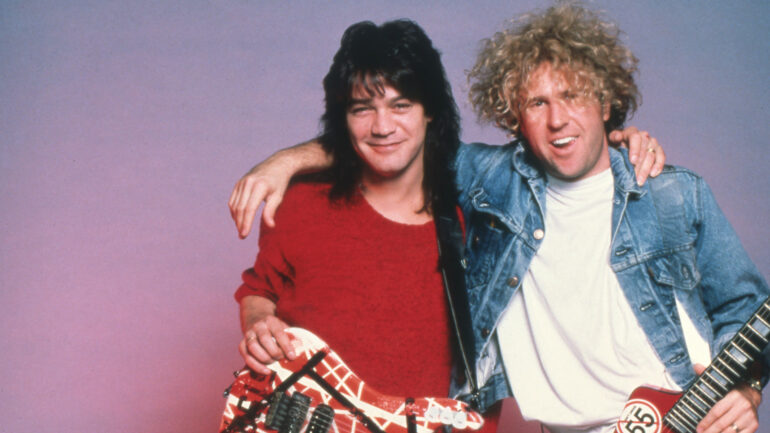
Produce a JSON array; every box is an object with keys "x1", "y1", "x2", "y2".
[{"x1": 2, "y1": 1, "x2": 769, "y2": 432}]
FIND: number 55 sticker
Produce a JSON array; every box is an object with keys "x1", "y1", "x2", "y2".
[{"x1": 616, "y1": 399, "x2": 662, "y2": 433}]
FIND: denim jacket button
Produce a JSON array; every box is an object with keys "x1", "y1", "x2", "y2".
[
  {"x1": 646, "y1": 266, "x2": 656, "y2": 279},
  {"x1": 482, "y1": 328, "x2": 491, "y2": 337},
  {"x1": 507, "y1": 276, "x2": 519, "y2": 287},
  {"x1": 533, "y1": 229, "x2": 544, "y2": 240}
]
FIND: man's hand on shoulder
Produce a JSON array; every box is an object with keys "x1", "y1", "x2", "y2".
[
  {"x1": 229, "y1": 155, "x2": 293, "y2": 238},
  {"x1": 228, "y1": 139, "x2": 331, "y2": 238},
  {"x1": 608, "y1": 126, "x2": 666, "y2": 186}
]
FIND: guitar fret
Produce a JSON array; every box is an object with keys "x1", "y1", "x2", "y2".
[
  {"x1": 730, "y1": 341, "x2": 752, "y2": 361},
  {"x1": 672, "y1": 406, "x2": 699, "y2": 430},
  {"x1": 746, "y1": 324, "x2": 769, "y2": 343},
  {"x1": 668, "y1": 407, "x2": 695, "y2": 429},
  {"x1": 699, "y1": 378, "x2": 721, "y2": 399},
  {"x1": 715, "y1": 357, "x2": 741, "y2": 378},
  {"x1": 690, "y1": 382, "x2": 718, "y2": 405},
  {"x1": 703, "y1": 370, "x2": 729, "y2": 392},
  {"x1": 723, "y1": 346, "x2": 749, "y2": 367},
  {"x1": 760, "y1": 302, "x2": 770, "y2": 315},
  {"x1": 756, "y1": 315, "x2": 770, "y2": 329},
  {"x1": 687, "y1": 388, "x2": 712, "y2": 409},
  {"x1": 712, "y1": 368, "x2": 734, "y2": 387},
  {"x1": 680, "y1": 397, "x2": 707, "y2": 418},
  {"x1": 665, "y1": 415, "x2": 693, "y2": 433},
  {"x1": 738, "y1": 332, "x2": 761, "y2": 352}
]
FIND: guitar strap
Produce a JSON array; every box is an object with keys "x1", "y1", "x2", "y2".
[{"x1": 434, "y1": 200, "x2": 480, "y2": 408}]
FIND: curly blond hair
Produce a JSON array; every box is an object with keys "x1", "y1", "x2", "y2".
[{"x1": 468, "y1": 2, "x2": 639, "y2": 135}]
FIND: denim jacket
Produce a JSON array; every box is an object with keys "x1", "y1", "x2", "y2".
[{"x1": 450, "y1": 140, "x2": 770, "y2": 412}]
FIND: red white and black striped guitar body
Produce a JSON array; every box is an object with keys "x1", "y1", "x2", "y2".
[
  {"x1": 615, "y1": 297, "x2": 770, "y2": 433},
  {"x1": 219, "y1": 328, "x2": 484, "y2": 433}
]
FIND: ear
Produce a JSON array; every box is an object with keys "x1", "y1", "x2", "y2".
[{"x1": 601, "y1": 97, "x2": 611, "y2": 122}]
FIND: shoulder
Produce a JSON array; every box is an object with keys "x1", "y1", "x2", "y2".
[
  {"x1": 642, "y1": 164, "x2": 711, "y2": 219},
  {"x1": 457, "y1": 140, "x2": 520, "y2": 166},
  {"x1": 455, "y1": 139, "x2": 535, "y2": 200},
  {"x1": 282, "y1": 181, "x2": 331, "y2": 205},
  {"x1": 272, "y1": 181, "x2": 333, "y2": 224},
  {"x1": 455, "y1": 139, "x2": 527, "y2": 182},
  {"x1": 646, "y1": 164, "x2": 705, "y2": 192},
  {"x1": 611, "y1": 148, "x2": 706, "y2": 195}
]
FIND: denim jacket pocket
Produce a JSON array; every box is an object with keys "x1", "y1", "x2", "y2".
[{"x1": 643, "y1": 247, "x2": 701, "y2": 292}]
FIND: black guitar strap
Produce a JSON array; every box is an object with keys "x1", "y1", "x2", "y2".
[{"x1": 434, "y1": 202, "x2": 480, "y2": 408}]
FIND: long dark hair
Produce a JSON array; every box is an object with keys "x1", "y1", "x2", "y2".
[{"x1": 319, "y1": 19, "x2": 461, "y2": 214}]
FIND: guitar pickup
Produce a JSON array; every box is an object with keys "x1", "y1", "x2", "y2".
[{"x1": 265, "y1": 392, "x2": 311, "y2": 433}]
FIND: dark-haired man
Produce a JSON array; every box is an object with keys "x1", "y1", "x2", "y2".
[{"x1": 233, "y1": 19, "x2": 505, "y2": 431}]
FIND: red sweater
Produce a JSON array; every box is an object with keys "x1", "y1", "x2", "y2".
[{"x1": 235, "y1": 182, "x2": 453, "y2": 397}]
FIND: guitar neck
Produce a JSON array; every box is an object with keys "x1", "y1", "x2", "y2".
[{"x1": 664, "y1": 297, "x2": 770, "y2": 433}]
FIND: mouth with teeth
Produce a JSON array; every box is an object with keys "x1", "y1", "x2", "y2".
[{"x1": 551, "y1": 136, "x2": 577, "y2": 148}]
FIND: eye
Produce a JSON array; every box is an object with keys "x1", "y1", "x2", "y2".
[
  {"x1": 349, "y1": 105, "x2": 371, "y2": 115},
  {"x1": 393, "y1": 102, "x2": 413, "y2": 111},
  {"x1": 525, "y1": 99, "x2": 545, "y2": 110}
]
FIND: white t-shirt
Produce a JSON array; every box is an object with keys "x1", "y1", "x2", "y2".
[{"x1": 496, "y1": 169, "x2": 710, "y2": 433}]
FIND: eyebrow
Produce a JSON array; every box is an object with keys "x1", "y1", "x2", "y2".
[
  {"x1": 348, "y1": 97, "x2": 372, "y2": 105},
  {"x1": 348, "y1": 95, "x2": 411, "y2": 106}
]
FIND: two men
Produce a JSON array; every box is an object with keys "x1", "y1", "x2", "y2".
[{"x1": 229, "y1": 3, "x2": 767, "y2": 433}]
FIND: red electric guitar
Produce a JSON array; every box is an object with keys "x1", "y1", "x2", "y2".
[
  {"x1": 615, "y1": 297, "x2": 770, "y2": 433},
  {"x1": 219, "y1": 328, "x2": 484, "y2": 433}
]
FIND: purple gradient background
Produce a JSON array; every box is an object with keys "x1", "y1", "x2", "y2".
[{"x1": 1, "y1": 1, "x2": 768, "y2": 432}]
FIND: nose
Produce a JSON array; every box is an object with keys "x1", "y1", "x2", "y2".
[
  {"x1": 371, "y1": 110, "x2": 396, "y2": 136},
  {"x1": 546, "y1": 100, "x2": 568, "y2": 130}
]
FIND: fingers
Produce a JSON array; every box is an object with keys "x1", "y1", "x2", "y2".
[
  {"x1": 238, "y1": 337, "x2": 271, "y2": 375},
  {"x1": 634, "y1": 137, "x2": 662, "y2": 186},
  {"x1": 239, "y1": 317, "x2": 295, "y2": 375},
  {"x1": 229, "y1": 178, "x2": 248, "y2": 236},
  {"x1": 627, "y1": 129, "x2": 643, "y2": 165},
  {"x1": 610, "y1": 126, "x2": 641, "y2": 162},
  {"x1": 239, "y1": 182, "x2": 268, "y2": 237},
  {"x1": 697, "y1": 387, "x2": 760, "y2": 433},
  {"x1": 611, "y1": 126, "x2": 665, "y2": 186},
  {"x1": 262, "y1": 187, "x2": 286, "y2": 229},
  {"x1": 229, "y1": 177, "x2": 270, "y2": 239},
  {"x1": 650, "y1": 139, "x2": 665, "y2": 177}
]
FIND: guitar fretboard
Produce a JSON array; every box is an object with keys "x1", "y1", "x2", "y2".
[{"x1": 664, "y1": 297, "x2": 770, "y2": 433}]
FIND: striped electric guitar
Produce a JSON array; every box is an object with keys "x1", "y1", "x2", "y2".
[
  {"x1": 615, "y1": 297, "x2": 769, "y2": 433},
  {"x1": 219, "y1": 328, "x2": 484, "y2": 433}
]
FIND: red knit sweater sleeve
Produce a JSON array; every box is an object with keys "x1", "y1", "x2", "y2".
[{"x1": 234, "y1": 211, "x2": 293, "y2": 304}]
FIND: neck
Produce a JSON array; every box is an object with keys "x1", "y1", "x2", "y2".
[{"x1": 359, "y1": 169, "x2": 431, "y2": 225}]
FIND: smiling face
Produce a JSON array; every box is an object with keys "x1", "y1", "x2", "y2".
[
  {"x1": 518, "y1": 62, "x2": 611, "y2": 182},
  {"x1": 346, "y1": 83, "x2": 431, "y2": 183}
]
